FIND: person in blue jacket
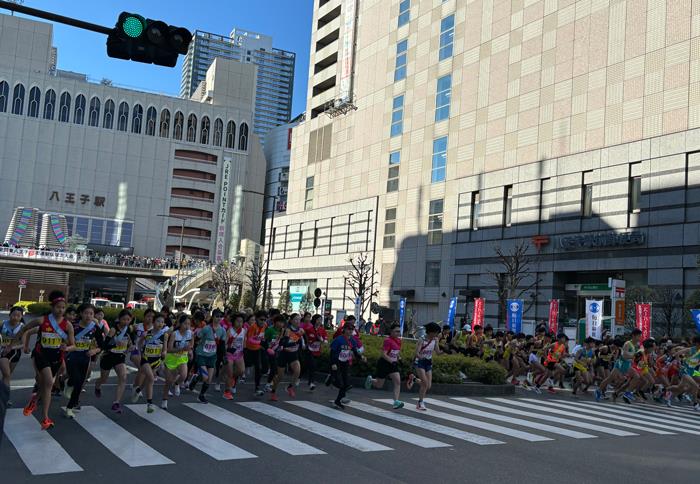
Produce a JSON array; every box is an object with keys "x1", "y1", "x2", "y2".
[{"x1": 329, "y1": 322, "x2": 366, "y2": 409}]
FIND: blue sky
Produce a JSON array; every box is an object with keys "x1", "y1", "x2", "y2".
[{"x1": 6, "y1": 0, "x2": 313, "y2": 116}]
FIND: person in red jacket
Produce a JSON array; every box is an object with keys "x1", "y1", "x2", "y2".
[{"x1": 303, "y1": 314, "x2": 328, "y2": 390}]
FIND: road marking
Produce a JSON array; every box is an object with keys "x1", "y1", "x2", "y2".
[
  {"x1": 185, "y1": 403, "x2": 325, "y2": 456},
  {"x1": 286, "y1": 401, "x2": 450, "y2": 448},
  {"x1": 238, "y1": 401, "x2": 392, "y2": 452},
  {"x1": 493, "y1": 399, "x2": 673, "y2": 435},
  {"x1": 419, "y1": 398, "x2": 596, "y2": 439},
  {"x1": 63, "y1": 406, "x2": 173, "y2": 467},
  {"x1": 127, "y1": 405, "x2": 256, "y2": 460},
  {"x1": 372, "y1": 400, "x2": 551, "y2": 442},
  {"x1": 3, "y1": 409, "x2": 83, "y2": 475},
  {"x1": 454, "y1": 398, "x2": 636, "y2": 436},
  {"x1": 351, "y1": 400, "x2": 503, "y2": 445},
  {"x1": 524, "y1": 399, "x2": 700, "y2": 435},
  {"x1": 593, "y1": 403, "x2": 700, "y2": 426},
  {"x1": 630, "y1": 402, "x2": 700, "y2": 420}
]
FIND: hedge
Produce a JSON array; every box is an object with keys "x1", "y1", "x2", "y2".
[
  {"x1": 25, "y1": 303, "x2": 146, "y2": 324},
  {"x1": 315, "y1": 334, "x2": 507, "y2": 385}
]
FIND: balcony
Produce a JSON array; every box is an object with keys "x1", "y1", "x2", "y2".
[
  {"x1": 314, "y1": 39, "x2": 339, "y2": 67},
  {"x1": 313, "y1": 62, "x2": 338, "y2": 87},
  {"x1": 316, "y1": 16, "x2": 341, "y2": 48},
  {"x1": 317, "y1": 0, "x2": 341, "y2": 23}
]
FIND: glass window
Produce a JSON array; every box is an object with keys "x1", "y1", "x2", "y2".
[
  {"x1": 58, "y1": 91, "x2": 71, "y2": 122},
  {"x1": 75, "y1": 217, "x2": 89, "y2": 239},
  {"x1": 88, "y1": 96, "x2": 100, "y2": 127},
  {"x1": 225, "y1": 120, "x2": 236, "y2": 148},
  {"x1": 431, "y1": 136, "x2": 447, "y2": 183},
  {"x1": 471, "y1": 191, "x2": 480, "y2": 230},
  {"x1": 105, "y1": 221, "x2": 120, "y2": 246},
  {"x1": 173, "y1": 111, "x2": 184, "y2": 140},
  {"x1": 43, "y1": 89, "x2": 56, "y2": 120},
  {"x1": 64, "y1": 216, "x2": 74, "y2": 236},
  {"x1": 398, "y1": 0, "x2": 410, "y2": 27},
  {"x1": 73, "y1": 94, "x2": 86, "y2": 124},
  {"x1": 117, "y1": 101, "x2": 129, "y2": 131},
  {"x1": 0, "y1": 80, "x2": 8, "y2": 112},
  {"x1": 27, "y1": 86, "x2": 40, "y2": 117},
  {"x1": 119, "y1": 222, "x2": 133, "y2": 247},
  {"x1": 394, "y1": 39, "x2": 408, "y2": 82},
  {"x1": 503, "y1": 185, "x2": 513, "y2": 227},
  {"x1": 428, "y1": 199, "x2": 443, "y2": 245},
  {"x1": 305, "y1": 176, "x2": 314, "y2": 211},
  {"x1": 103, "y1": 99, "x2": 114, "y2": 128},
  {"x1": 186, "y1": 113, "x2": 197, "y2": 142},
  {"x1": 200, "y1": 116, "x2": 210, "y2": 144},
  {"x1": 11, "y1": 83, "x2": 25, "y2": 115},
  {"x1": 439, "y1": 15, "x2": 455, "y2": 61},
  {"x1": 159, "y1": 109, "x2": 170, "y2": 137},
  {"x1": 89, "y1": 219, "x2": 104, "y2": 244},
  {"x1": 387, "y1": 151, "x2": 401, "y2": 192},
  {"x1": 239, "y1": 122, "x2": 249, "y2": 150},
  {"x1": 131, "y1": 104, "x2": 143, "y2": 133},
  {"x1": 630, "y1": 176, "x2": 641, "y2": 213},
  {"x1": 435, "y1": 74, "x2": 452, "y2": 122},
  {"x1": 425, "y1": 261, "x2": 441, "y2": 287},
  {"x1": 582, "y1": 183, "x2": 593, "y2": 218},
  {"x1": 390, "y1": 95, "x2": 404, "y2": 137},
  {"x1": 213, "y1": 118, "x2": 223, "y2": 146},
  {"x1": 384, "y1": 207, "x2": 397, "y2": 248}
]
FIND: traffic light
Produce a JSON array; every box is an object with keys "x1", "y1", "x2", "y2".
[
  {"x1": 107, "y1": 12, "x2": 192, "y2": 67},
  {"x1": 313, "y1": 288, "x2": 322, "y2": 309}
]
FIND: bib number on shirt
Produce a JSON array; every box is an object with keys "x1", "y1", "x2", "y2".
[
  {"x1": 144, "y1": 344, "x2": 162, "y2": 357},
  {"x1": 41, "y1": 332, "x2": 62, "y2": 349},
  {"x1": 203, "y1": 340, "x2": 217, "y2": 354},
  {"x1": 111, "y1": 342, "x2": 128, "y2": 354},
  {"x1": 75, "y1": 339, "x2": 92, "y2": 351}
]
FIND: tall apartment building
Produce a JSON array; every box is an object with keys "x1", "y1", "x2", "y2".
[
  {"x1": 180, "y1": 29, "x2": 296, "y2": 142},
  {"x1": 265, "y1": 0, "x2": 700, "y2": 328}
]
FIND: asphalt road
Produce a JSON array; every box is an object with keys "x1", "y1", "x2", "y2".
[{"x1": 2, "y1": 350, "x2": 700, "y2": 483}]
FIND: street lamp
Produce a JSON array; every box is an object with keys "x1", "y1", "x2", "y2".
[
  {"x1": 157, "y1": 213, "x2": 189, "y2": 307},
  {"x1": 242, "y1": 189, "x2": 278, "y2": 309}
]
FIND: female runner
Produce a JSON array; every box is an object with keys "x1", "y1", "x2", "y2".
[
  {"x1": 94, "y1": 309, "x2": 133, "y2": 414},
  {"x1": 134, "y1": 314, "x2": 169, "y2": 413},
  {"x1": 1, "y1": 306, "x2": 25, "y2": 405},
  {"x1": 64, "y1": 303, "x2": 103, "y2": 417},
  {"x1": 161, "y1": 314, "x2": 193, "y2": 409}
]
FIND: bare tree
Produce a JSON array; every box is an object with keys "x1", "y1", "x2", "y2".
[
  {"x1": 653, "y1": 287, "x2": 683, "y2": 338},
  {"x1": 211, "y1": 260, "x2": 242, "y2": 309},
  {"x1": 345, "y1": 252, "x2": 379, "y2": 318},
  {"x1": 489, "y1": 241, "x2": 541, "y2": 322},
  {"x1": 245, "y1": 256, "x2": 265, "y2": 310},
  {"x1": 277, "y1": 289, "x2": 292, "y2": 313}
]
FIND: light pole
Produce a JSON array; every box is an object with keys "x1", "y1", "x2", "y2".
[
  {"x1": 157, "y1": 214, "x2": 188, "y2": 307},
  {"x1": 242, "y1": 189, "x2": 277, "y2": 309}
]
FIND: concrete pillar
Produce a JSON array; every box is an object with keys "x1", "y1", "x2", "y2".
[
  {"x1": 68, "y1": 273, "x2": 86, "y2": 303},
  {"x1": 126, "y1": 277, "x2": 136, "y2": 302}
]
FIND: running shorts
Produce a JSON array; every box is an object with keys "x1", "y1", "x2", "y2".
[
  {"x1": 165, "y1": 353, "x2": 188, "y2": 370},
  {"x1": 414, "y1": 358, "x2": 433, "y2": 372},
  {"x1": 375, "y1": 358, "x2": 399, "y2": 379},
  {"x1": 1, "y1": 349, "x2": 21, "y2": 364},
  {"x1": 141, "y1": 356, "x2": 162, "y2": 368},
  {"x1": 615, "y1": 359, "x2": 632, "y2": 374},
  {"x1": 277, "y1": 350, "x2": 299, "y2": 366},
  {"x1": 196, "y1": 354, "x2": 217, "y2": 368},
  {"x1": 32, "y1": 349, "x2": 62, "y2": 374},
  {"x1": 100, "y1": 352, "x2": 126, "y2": 371}
]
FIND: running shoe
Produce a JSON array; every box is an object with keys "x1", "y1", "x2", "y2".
[
  {"x1": 40, "y1": 418, "x2": 55, "y2": 431},
  {"x1": 683, "y1": 394, "x2": 693, "y2": 404},
  {"x1": 594, "y1": 389, "x2": 603, "y2": 402},
  {"x1": 309, "y1": 383, "x2": 316, "y2": 391},
  {"x1": 364, "y1": 375, "x2": 374, "y2": 390},
  {"x1": 214, "y1": 383, "x2": 222, "y2": 392},
  {"x1": 173, "y1": 385, "x2": 181, "y2": 397},
  {"x1": 511, "y1": 378, "x2": 520, "y2": 386},
  {"x1": 694, "y1": 403, "x2": 700, "y2": 412},
  {"x1": 263, "y1": 383, "x2": 272, "y2": 393},
  {"x1": 64, "y1": 408, "x2": 75, "y2": 419},
  {"x1": 407, "y1": 373, "x2": 415, "y2": 389},
  {"x1": 622, "y1": 392, "x2": 635, "y2": 404},
  {"x1": 255, "y1": 389, "x2": 264, "y2": 397},
  {"x1": 393, "y1": 400, "x2": 404, "y2": 409},
  {"x1": 547, "y1": 387, "x2": 556, "y2": 394},
  {"x1": 147, "y1": 403, "x2": 155, "y2": 414},
  {"x1": 161, "y1": 400, "x2": 168, "y2": 410},
  {"x1": 188, "y1": 376, "x2": 199, "y2": 392},
  {"x1": 286, "y1": 384, "x2": 296, "y2": 398},
  {"x1": 64, "y1": 385, "x2": 74, "y2": 401},
  {"x1": 222, "y1": 391, "x2": 234, "y2": 400},
  {"x1": 112, "y1": 402, "x2": 123, "y2": 414},
  {"x1": 269, "y1": 392, "x2": 279, "y2": 402},
  {"x1": 341, "y1": 398, "x2": 351, "y2": 404},
  {"x1": 198, "y1": 394, "x2": 208, "y2": 404},
  {"x1": 416, "y1": 401, "x2": 427, "y2": 411},
  {"x1": 94, "y1": 387, "x2": 102, "y2": 398},
  {"x1": 533, "y1": 386, "x2": 542, "y2": 395},
  {"x1": 333, "y1": 400, "x2": 345, "y2": 410},
  {"x1": 23, "y1": 395, "x2": 37, "y2": 416},
  {"x1": 131, "y1": 389, "x2": 143, "y2": 404}
]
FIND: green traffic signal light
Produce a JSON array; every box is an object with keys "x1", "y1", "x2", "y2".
[{"x1": 121, "y1": 14, "x2": 145, "y2": 38}]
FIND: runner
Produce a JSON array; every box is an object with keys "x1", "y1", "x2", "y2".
[
  {"x1": 17, "y1": 290, "x2": 75, "y2": 430},
  {"x1": 222, "y1": 313, "x2": 246, "y2": 400},
  {"x1": 132, "y1": 314, "x2": 168, "y2": 413},
  {"x1": 161, "y1": 314, "x2": 193, "y2": 410},
  {"x1": 596, "y1": 329, "x2": 642, "y2": 404},
  {"x1": 244, "y1": 311, "x2": 267, "y2": 396},
  {"x1": 270, "y1": 313, "x2": 305, "y2": 401},
  {"x1": 303, "y1": 314, "x2": 327, "y2": 391},
  {"x1": 190, "y1": 314, "x2": 226, "y2": 403},
  {"x1": 544, "y1": 333, "x2": 569, "y2": 394},
  {"x1": 329, "y1": 321, "x2": 366, "y2": 409},
  {"x1": 214, "y1": 309, "x2": 232, "y2": 392},
  {"x1": 64, "y1": 303, "x2": 103, "y2": 418},
  {"x1": 129, "y1": 308, "x2": 156, "y2": 402},
  {"x1": 263, "y1": 314, "x2": 285, "y2": 395},
  {"x1": 0, "y1": 306, "x2": 25, "y2": 406},
  {"x1": 94, "y1": 309, "x2": 134, "y2": 414},
  {"x1": 413, "y1": 322, "x2": 442, "y2": 411},
  {"x1": 364, "y1": 323, "x2": 404, "y2": 409},
  {"x1": 666, "y1": 336, "x2": 700, "y2": 411},
  {"x1": 572, "y1": 337, "x2": 595, "y2": 396}
]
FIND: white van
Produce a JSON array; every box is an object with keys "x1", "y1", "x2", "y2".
[
  {"x1": 90, "y1": 298, "x2": 110, "y2": 308},
  {"x1": 107, "y1": 301, "x2": 125, "y2": 309}
]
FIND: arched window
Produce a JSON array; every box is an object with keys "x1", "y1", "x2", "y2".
[
  {"x1": 117, "y1": 101, "x2": 129, "y2": 131},
  {"x1": 58, "y1": 91, "x2": 71, "y2": 122},
  {"x1": 12, "y1": 83, "x2": 25, "y2": 115},
  {"x1": 173, "y1": 111, "x2": 184, "y2": 140},
  {"x1": 73, "y1": 94, "x2": 86, "y2": 124},
  {"x1": 200, "y1": 116, "x2": 210, "y2": 144},
  {"x1": 43, "y1": 89, "x2": 56, "y2": 119},
  {"x1": 238, "y1": 122, "x2": 249, "y2": 151},
  {"x1": 225, "y1": 120, "x2": 236, "y2": 149},
  {"x1": 186, "y1": 113, "x2": 197, "y2": 142},
  {"x1": 159, "y1": 108, "x2": 171, "y2": 138},
  {"x1": 103, "y1": 99, "x2": 114, "y2": 128},
  {"x1": 27, "y1": 86, "x2": 41, "y2": 117},
  {"x1": 213, "y1": 118, "x2": 223, "y2": 146},
  {"x1": 131, "y1": 103, "x2": 143, "y2": 133},
  {"x1": 144, "y1": 106, "x2": 157, "y2": 136},
  {"x1": 88, "y1": 96, "x2": 100, "y2": 127},
  {"x1": 0, "y1": 80, "x2": 8, "y2": 112}
]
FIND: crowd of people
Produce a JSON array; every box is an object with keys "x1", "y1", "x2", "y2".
[{"x1": 1, "y1": 293, "x2": 698, "y2": 432}]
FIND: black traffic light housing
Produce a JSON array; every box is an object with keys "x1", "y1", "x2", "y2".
[{"x1": 107, "y1": 12, "x2": 192, "y2": 67}]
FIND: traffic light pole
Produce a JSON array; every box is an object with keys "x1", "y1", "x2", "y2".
[{"x1": 0, "y1": 1, "x2": 112, "y2": 35}]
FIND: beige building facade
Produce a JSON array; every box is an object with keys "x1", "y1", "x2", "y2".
[{"x1": 267, "y1": 0, "x2": 700, "y2": 327}]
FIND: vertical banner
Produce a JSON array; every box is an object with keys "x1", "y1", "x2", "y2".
[
  {"x1": 609, "y1": 278, "x2": 626, "y2": 337},
  {"x1": 447, "y1": 297, "x2": 458, "y2": 335},
  {"x1": 354, "y1": 297, "x2": 361, "y2": 320},
  {"x1": 586, "y1": 300, "x2": 604, "y2": 339},
  {"x1": 635, "y1": 303, "x2": 652, "y2": 340},
  {"x1": 506, "y1": 299, "x2": 523, "y2": 333},
  {"x1": 548, "y1": 299, "x2": 559, "y2": 335},
  {"x1": 472, "y1": 297, "x2": 485, "y2": 327},
  {"x1": 399, "y1": 298, "x2": 406, "y2": 337},
  {"x1": 215, "y1": 156, "x2": 232, "y2": 263},
  {"x1": 339, "y1": 0, "x2": 357, "y2": 102},
  {"x1": 690, "y1": 309, "x2": 700, "y2": 333}
]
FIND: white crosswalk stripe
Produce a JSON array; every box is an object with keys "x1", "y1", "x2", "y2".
[
  {"x1": 3, "y1": 409, "x2": 83, "y2": 475},
  {"x1": 66, "y1": 406, "x2": 173, "y2": 467},
  {"x1": 454, "y1": 398, "x2": 637, "y2": 436},
  {"x1": 420, "y1": 398, "x2": 596, "y2": 439},
  {"x1": 560, "y1": 401, "x2": 700, "y2": 432},
  {"x1": 493, "y1": 399, "x2": 673, "y2": 435},
  {"x1": 349, "y1": 400, "x2": 504, "y2": 445},
  {"x1": 185, "y1": 403, "x2": 325, "y2": 455},
  {"x1": 287, "y1": 401, "x2": 451, "y2": 448},
  {"x1": 520, "y1": 399, "x2": 700, "y2": 435},
  {"x1": 373, "y1": 400, "x2": 552, "y2": 442},
  {"x1": 127, "y1": 404, "x2": 257, "y2": 460},
  {"x1": 238, "y1": 401, "x2": 392, "y2": 452}
]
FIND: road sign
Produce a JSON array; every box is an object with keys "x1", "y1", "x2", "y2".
[{"x1": 18, "y1": 278, "x2": 27, "y2": 286}]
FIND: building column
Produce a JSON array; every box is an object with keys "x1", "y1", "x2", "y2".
[
  {"x1": 126, "y1": 277, "x2": 136, "y2": 302},
  {"x1": 68, "y1": 273, "x2": 86, "y2": 303}
]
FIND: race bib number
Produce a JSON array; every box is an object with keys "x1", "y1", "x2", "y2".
[
  {"x1": 203, "y1": 340, "x2": 217, "y2": 354},
  {"x1": 339, "y1": 349, "x2": 352, "y2": 362},
  {"x1": 144, "y1": 344, "x2": 162, "y2": 357},
  {"x1": 111, "y1": 342, "x2": 128, "y2": 354},
  {"x1": 308, "y1": 341, "x2": 321, "y2": 352},
  {"x1": 388, "y1": 349, "x2": 400, "y2": 362},
  {"x1": 41, "y1": 332, "x2": 62, "y2": 349},
  {"x1": 75, "y1": 339, "x2": 92, "y2": 351}
]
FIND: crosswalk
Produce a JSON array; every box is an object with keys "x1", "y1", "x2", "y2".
[{"x1": 4, "y1": 396, "x2": 700, "y2": 476}]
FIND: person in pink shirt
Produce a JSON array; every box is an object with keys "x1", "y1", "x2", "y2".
[
  {"x1": 364, "y1": 323, "x2": 404, "y2": 409},
  {"x1": 304, "y1": 315, "x2": 328, "y2": 390}
]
